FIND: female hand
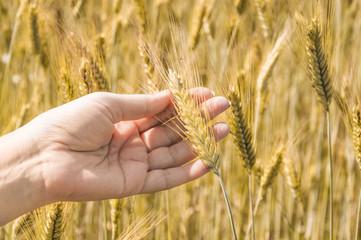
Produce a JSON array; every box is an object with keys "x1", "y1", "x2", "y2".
[{"x1": 0, "y1": 88, "x2": 230, "y2": 225}]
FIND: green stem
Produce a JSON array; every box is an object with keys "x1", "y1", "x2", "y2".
[
  {"x1": 215, "y1": 170, "x2": 238, "y2": 240},
  {"x1": 356, "y1": 188, "x2": 361, "y2": 240},
  {"x1": 327, "y1": 111, "x2": 333, "y2": 240},
  {"x1": 249, "y1": 172, "x2": 255, "y2": 240}
]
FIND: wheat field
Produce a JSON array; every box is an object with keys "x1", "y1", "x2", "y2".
[{"x1": 1, "y1": 0, "x2": 361, "y2": 239}]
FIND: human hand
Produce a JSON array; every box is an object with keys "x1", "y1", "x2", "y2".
[{"x1": 28, "y1": 89, "x2": 230, "y2": 203}]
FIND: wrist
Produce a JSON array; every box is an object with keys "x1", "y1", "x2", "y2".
[{"x1": 0, "y1": 124, "x2": 46, "y2": 226}]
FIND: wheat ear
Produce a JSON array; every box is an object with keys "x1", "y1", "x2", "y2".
[
  {"x1": 168, "y1": 69, "x2": 237, "y2": 239},
  {"x1": 235, "y1": 0, "x2": 247, "y2": 15},
  {"x1": 352, "y1": 106, "x2": 361, "y2": 170},
  {"x1": 88, "y1": 55, "x2": 109, "y2": 91},
  {"x1": 229, "y1": 90, "x2": 256, "y2": 172},
  {"x1": 168, "y1": 69, "x2": 220, "y2": 171},
  {"x1": 29, "y1": 5, "x2": 41, "y2": 55},
  {"x1": 139, "y1": 43, "x2": 154, "y2": 81},
  {"x1": 306, "y1": 18, "x2": 333, "y2": 112},
  {"x1": 254, "y1": 0, "x2": 269, "y2": 39},
  {"x1": 189, "y1": 0, "x2": 206, "y2": 50},
  {"x1": 79, "y1": 57, "x2": 92, "y2": 96},
  {"x1": 133, "y1": 0, "x2": 147, "y2": 34},
  {"x1": 283, "y1": 158, "x2": 302, "y2": 203},
  {"x1": 254, "y1": 30, "x2": 287, "y2": 141},
  {"x1": 29, "y1": 4, "x2": 47, "y2": 67},
  {"x1": 60, "y1": 68, "x2": 75, "y2": 103},
  {"x1": 12, "y1": 211, "x2": 34, "y2": 237},
  {"x1": 44, "y1": 203, "x2": 65, "y2": 240},
  {"x1": 95, "y1": 34, "x2": 106, "y2": 61}
]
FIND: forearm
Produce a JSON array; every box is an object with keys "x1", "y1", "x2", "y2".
[{"x1": 0, "y1": 125, "x2": 46, "y2": 226}]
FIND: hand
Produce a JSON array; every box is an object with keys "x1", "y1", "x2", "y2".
[{"x1": 29, "y1": 89, "x2": 230, "y2": 203}]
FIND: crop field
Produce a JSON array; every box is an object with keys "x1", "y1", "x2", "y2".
[{"x1": 0, "y1": 0, "x2": 361, "y2": 239}]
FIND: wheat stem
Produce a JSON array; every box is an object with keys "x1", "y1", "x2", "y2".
[
  {"x1": 249, "y1": 172, "x2": 255, "y2": 240},
  {"x1": 215, "y1": 170, "x2": 238, "y2": 240},
  {"x1": 355, "y1": 188, "x2": 361, "y2": 240},
  {"x1": 327, "y1": 111, "x2": 333, "y2": 240}
]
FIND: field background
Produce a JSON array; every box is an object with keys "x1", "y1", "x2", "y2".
[{"x1": 1, "y1": 0, "x2": 361, "y2": 239}]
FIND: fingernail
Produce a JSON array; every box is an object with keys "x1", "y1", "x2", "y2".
[
  {"x1": 228, "y1": 100, "x2": 232, "y2": 107},
  {"x1": 211, "y1": 91, "x2": 215, "y2": 97}
]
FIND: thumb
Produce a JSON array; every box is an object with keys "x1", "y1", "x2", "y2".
[{"x1": 90, "y1": 91, "x2": 171, "y2": 123}]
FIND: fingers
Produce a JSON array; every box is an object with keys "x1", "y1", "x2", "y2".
[
  {"x1": 141, "y1": 96, "x2": 230, "y2": 151},
  {"x1": 88, "y1": 91, "x2": 171, "y2": 123},
  {"x1": 139, "y1": 160, "x2": 209, "y2": 194},
  {"x1": 147, "y1": 122, "x2": 230, "y2": 170},
  {"x1": 135, "y1": 87, "x2": 214, "y2": 133}
]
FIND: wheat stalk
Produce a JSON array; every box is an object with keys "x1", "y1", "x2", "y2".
[
  {"x1": 168, "y1": 69, "x2": 237, "y2": 239},
  {"x1": 306, "y1": 17, "x2": 334, "y2": 239},
  {"x1": 229, "y1": 88, "x2": 256, "y2": 240},
  {"x1": 352, "y1": 105, "x2": 361, "y2": 240}
]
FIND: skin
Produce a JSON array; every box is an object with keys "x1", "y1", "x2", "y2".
[{"x1": 0, "y1": 88, "x2": 230, "y2": 226}]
